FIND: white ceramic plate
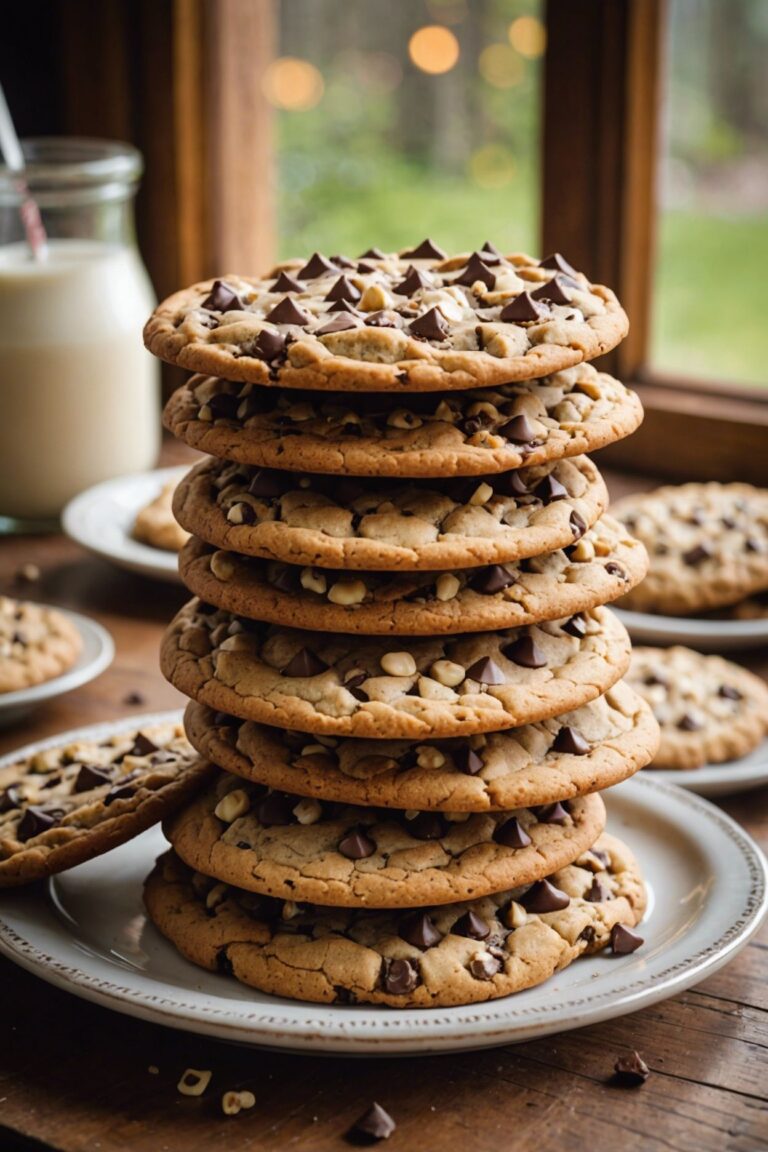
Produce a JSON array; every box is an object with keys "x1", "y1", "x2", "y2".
[
  {"x1": 614, "y1": 606, "x2": 768, "y2": 652},
  {"x1": 0, "y1": 719, "x2": 764, "y2": 1055},
  {"x1": 0, "y1": 610, "x2": 114, "y2": 728},
  {"x1": 62, "y1": 467, "x2": 189, "y2": 583},
  {"x1": 648, "y1": 735, "x2": 768, "y2": 797}
]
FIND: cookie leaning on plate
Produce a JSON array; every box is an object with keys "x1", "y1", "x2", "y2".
[
  {"x1": 626, "y1": 646, "x2": 768, "y2": 770},
  {"x1": 144, "y1": 245, "x2": 629, "y2": 393},
  {"x1": 178, "y1": 516, "x2": 647, "y2": 635},
  {"x1": 144, "y1": 833, "x2": 646, "y2": 1007},
  {"x1": 164, "y1": 364, "x2": 643, "y2": 478},
  {"x1": 0, "y1": 597, "x2": 82, "y2": 694},
  {"x1": 132, "y1": 478, "x2": 190, "y2": 553},
  {"x1": 184, "y1": 683, "x2": 659, "y2": 812},
  {"x1": 0, "y1": 722, "x2": 213, "y2": 886},
  {"x1": 161, "y1": 600, "x2": 631, "y2": 739}
]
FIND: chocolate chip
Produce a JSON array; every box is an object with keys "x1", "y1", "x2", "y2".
[
  {"x1": 73, "y1": 764, "x2": 114, "y2": 793},
  {"x1": 611, "y1": 923, "x2": 644, "y2": 954},
  {"x1": 297, "y1": 252, "x2": 337, "y2": 279},
  {"x1": 408, "y1": 307, "x2": 449, "y2": 341},
  {"x1": 255, "y1": 793, "x2": 296, "y2": 825},
  {"x1": 586, "y1": 877, "x2": 610, "y2": 902},
  {"x1": 721, "y1": 515, "x2": 737, "y2": 529},
  {"x1": 745, "y1": 537, "x2": 762, "y2": 553},
  {"x1": 493, "y1": 816, "x2": 532, "y2": 848},
  {"x1": 521, "y1": 878, "x2": 570, "y2": 913},
  {"x1": 612, "y1": 1050, "x2": 650, "y2": 1087},
  {"x1": 316, "y1": 313, "x2": 360, "y2": 335},
  {"x1": 103, "y1": 784, "x2": 136, "y2": 806},
  {"x1": 282, "y1": 648, "x2": 328, "y2": 677},
  {"x1": 682, "y1": 543, "x2": 713, "y2": 566},
  {"x1": 481, "y1": 240, "x2": 502, "y2": 259},
  {"x1": 130, "y1": 733, "x2": 160, "y2": 758},
  {"x1": 552, "y1": 726, "x2": 590, "y2": 755},
  {"x1": 452, "y1": 910, "x2": 490, "y2": 940},
  {"x1": 348, "y1": 1101, "x2": 397, "y2": 1142},
  {"x1": 206, "y1": 392, "x2": 245, "y2": 420},
  {"x1": 360, "y1": 246, "x2": 386, "y2": 259},
  {"x1": 328, "y1": 299, "x2": 360, "y2": 315},
  {"x1": 330, "y1": 254, "x2": 355, "y2": 269},
  {"x1": 365, "y1": 310, "x2": 401, "y2": 328},
  {"x1": 454, "y1": 253, "x2": 496, "y2": 290},
  {"x1": 677, "y1": 713, "x2": 702, "y2": 731},
  {"x1": 123, "y1": 691, "x2": 145, "y2": 706},
  {"x1": 247, "y1": 468, "x2": 284, "y2": 497},
  {"x1": 502, "y1": 470, "x2": 531, "y2": 497},
  {"x1": 382, "y1": 956, "x2": 419, "y2": 995},
  {"x1": 471, "y1": 565, "x2": 516, "y2": 595},
  {"x1": 338, "y1": 828, "x2": 376, "y2": 859},
  {"x1": 718, "y1": 684, "x2": 742, "y2": 700},
  {"x1": 0, "y1": 786, "x2": 21, "y2": 813},
  {"x1": 531, "y1": 276, "x2": 571, "y2": 305},
  {"x1": 451, "y1": 745, "x2": 484, "y2": 775},
  {"x1": 498, "y1": 413, "x2": 538, "y2": 443},
  {"x1": 402, "y1": 239, "x2": 446, "y2": 259},
  {"x1": 539, "y1": 252, "x2": 578, "y2": 277},
  {"x1": 253, "y1": 328, "x2": 287, "y2": 361},
  {"x1": 406, "y1": 812, "x2": 448, "y2": 841},
  {"x1": 201, "y1": 279, "x2": 244, "y2": 311},
  {"x1": 502, "y1": 635, "x2": 547, "y2": 668},
  {"x1": 579, "y1": 924, "x2": 597, "y2": 942},
  {"x1": 464, "y1": 656, "x2": 505, "y2": 685},
  {"x1": 270, "y1": 271, "x2": 304, "y2": 293},
  {"x1": 265, "y1": 296, "x2": 311, "y2": 325},
  {"x1": 570, "y1": 511, "x2": 587, "y2": 539},
  {"x1": 534, "y1": 474, "x2": 568, "y2": 503},
  {"x1": 643, "y1": 671, "x2": 668, "y2": 688},
  {"x1": 393, "y1": 267, "x2": 432, "y2": 295},
  {"x1": 325, "y1": 275, "x2": 361, "y2": 303},
  {"x1": 399, "y1": 911, "x2": 443, "y2": 949},
  {"x1": 604, "y1": 562, "x2": 626, "y2": 578},
  {"x1": 17, "y1": 806, "x2": 62, "y2": 841},
  {"x1": 499, "y1": 292, "x2": 547, "y2": 322},
  {"x1": 469, "y1": 952, "x2": 502, "y2": 980},
  {"x1": 535, "y1": 801, "x2": 569, "y2": 825}
]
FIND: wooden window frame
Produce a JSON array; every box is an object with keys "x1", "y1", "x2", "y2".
[{"x1": 542, "y1": 0, "x2": 768, "y2": 484}]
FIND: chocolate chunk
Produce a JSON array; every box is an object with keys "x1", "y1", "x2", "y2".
[
  {"x1": 130, "y1": 733, "x2": 160, "y2": 758},
  {"x1": 677, "y1": 713, "x2": 702, "y2": 732},
  {"x1": 73, "y1": 764, "x2": 114, "y2": 793},
  {"x1": 402, "y1": 239, "x2": 446, "y2": 260},
  {"x1": 360, "y1": 246, "x2": 386, "y2": 259},
  {"x1": 406, "y1": 812, "x2": 448, "y2": 841},
  {"x1": 0, "y1": 786, "x2": 21, "y2": 813},
  {"x1": 498, "y1": 413, "x2": 538, "y2": 443},
  {"x1": 570, "y1": 511, "x2": 587, "y2": 539},
  {"x1": 365, "y1": 310, "x2": 401, "y2": 328},
  {"x1": 718, "y1": 684, "x2": 742, "y2": 700},
  {"x1": 17, "y1": 806, "x2": 61, "y2": 841},
  {"x1": 338, "y1": 828, "x2": 376, "y2": 859},
  {"x1": 539, "y1": 252, "x2": 578, "y2": 277},
  {"x1": 481, "y1": 240, "x2": 503, "y2": 259},
  {"x1": 469, "y1": 952, "x2": 502, "y2": 980},
  {"x1": 253, "y1": 328, "x2": 287, "y2": 362},
  {"x1": 502, "y1": 635, "x2": 547, "y2": 668},
  {"x1": 682, "y1": 543, "x2": 713, "y2": 566},
  {"x1": 502, "y1": 470, "x2": 531, "y2": 497},
  {"x1": 535, "y1": 801, "x2": 569, "y2": 825},
  {"x1": 721, "y1": 515, "x2": 737, "y2": 529},
  {"x1": 248, "y1": 468, "x2": 285, "y2": 497},
  {"x1": 472, "y1": 565, "x2": 516, "y2": 595},
  {"x1": 265, "y1": 296, "x2": 311, "y2": 325},
  {"x1": 348, "y1": 1101, "x2": 397, "y2": 1142},
  {"x1": 316, "y1": 313, "x2": 359, "y2": 335},
  {"x1": 552, "y1": 726, "x2": 590, "y2": 755},
  {"x1": 643, "y1": 671, "x2": 668, "y2": 688},
  {"x1": 452, "y1": 910, "x2": 490, "y2": 940},
  {"x1": 745, "y1": 537, "x2": 762, "y2": 553},
  {"x1": 122, "y1": 691, "x2": 146, "y2": 706},
  {"x1": 493, "y1": 816, "x2": 532, "y2": 848},
  {"x1": 282, "y1": 648, "x2": 328, "y2": 677},
  {"x1": 394, "y1": 267, "x2": 432, "y2": 295},
  {"x1": 612, "y1": 1050, "x2": 650, "y2": 1087},
  {"x1": 408, "y1": 307, "x2": 449, "y2": 341},
  {"x1": 399, "y1": 911, "x2": 443, "y2": 949},
  {"x1": 604, "y1": 562, "x2": 626, "y2": 578},
  {"x1": 297, "y1": 252, "x2": 337, "y2": 279},
  {"x1": 382, "y1": 956, "x2": 419, "y2": 995},
  {"x1": 500, "y1": 292, "x2": 547, "y2": 322},
  {"x1": 270, "y1": 566, "x2": 299, "y2": 593},
  {"x1": 325, "y1": 275, "x2": 361, "y2": 303},
  {"x1": 465, "y1": 656, "x2": 505, "y2": 685},
  {"x1": 521, "y1": 878, "x2": 570, "y2": 913},
  {"x1": 330, "y1": 254, "x2": 355, "y2": 269},
  {"x1": 611, "y1": 923, "x2": 644, "y2": 954},
  {"x1": 103, "y1": 784, "x2": 136, "y2": 806},
  {"x1": 531, "y1": 276, "x2": 571, "y2": 305},
  {"x1": 452, "y1": 745, "x2": 484, "y2": 775},
  {"x1": 206, "y1": 392, "x2": 241, "y2": 420},
  {"x1": 534, "y1": 474, "x2": 568, "y2": 503},
  {"x1": 328, "y1": 299, "x2": 360, "y2": 314},
  {"x1": 201, "y1": 279, "x2": 244, "y2": 311},
  {"x1": 586, "y1": 876, "x2": 610, "y2": 902},
  {"x1": 270, "y1": 271, "x2": 304, "y2": 293},
  {"x1": 454, "y1": 253, "x2": 496, "y2": 290},
  {"x1": 255, "y1": 793, "x2": 296, "y2": 826}
]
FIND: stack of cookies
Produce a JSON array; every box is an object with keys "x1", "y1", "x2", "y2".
[{"x1": 142, "y1": 241, "x2": 659, "y2": 1008}]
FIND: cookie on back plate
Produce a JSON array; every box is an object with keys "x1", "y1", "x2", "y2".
[{"x1": 0, "y1": 596, "x2": 81, "y2": 694}]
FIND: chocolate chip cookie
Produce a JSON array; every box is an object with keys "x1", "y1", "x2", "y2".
[
  {"x1": 178, "y1": 516, "x2": 647, "y2": 635},
  {"x1": 626, "y1": 646, "x2": 768, "y2": 769},
  {"x1": 144, "y1": 833, "x2": 646, "y2": 1007},
  {"x1": 144, "y1": 245, "x2": 629, "y2": 393},
  {"x1": 161, "y1": 600, "x2": 631, "y2": 739},
  {"x1": 133, "y1": 478, "x2": 190, "y2": 553},
  {"x1": 0, "y1": 596, "x2": 82, "y2": 694},
  {"x1": 173, "y1": 455, "x2": 607, "y2": 571},
  {"x1": 0, "y1": 721, "x2": 212, "y2": 886},
  {"x1": 184, "y1": 681, "x2": 659, "y2": 811},
  {"x1": 164, "y1": 364, "x2": 642, "y2": 477}
]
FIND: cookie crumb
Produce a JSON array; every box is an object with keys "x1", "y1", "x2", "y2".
[
  {"x1": 177, "y1": 1068, "x2": 212, "y2": 1096},
  {"x1": 612, "y1": 1050, "x2": 650, "y2": 1087},
  {"x1": 148, "y1": 1065, "x2": 159, "y2": 1075},
  {"x1": 15, "y1": 563, "x2": 41, "y2": 584},
  {"x1": 347, "y1": 1101, "x2": 396, "y2": 1142},
  {"x1": 222, "y1": 1089, "x2": 256, "y2": 1116}
]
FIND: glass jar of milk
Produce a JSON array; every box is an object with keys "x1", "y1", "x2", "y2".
[{"x1": 0, "y1": 138, "x2": 160, "y2": 530}]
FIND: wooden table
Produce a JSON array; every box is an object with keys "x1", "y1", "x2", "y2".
[{"x1": 0, "y1": 462, "x2": 766, "y2": 1152}]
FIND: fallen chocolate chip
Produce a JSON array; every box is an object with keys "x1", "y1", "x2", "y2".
[
  {"x1": 16, "y1": 806, "x2": 61, "y2": 841},
  {"x1": 201, "y1": 279, "x2": 244, "y2": 311},
  {"x1": 338, "y1": 828, "x2": 376, "y2": 860},
  {"x1": 535, "y1": 801, "x2": 569, "y2": 825},
  {"x1": 534, "y1": 474, "x2": 568, "y2": 503},
  {"x1": 399, "y1": 911, "x2": 443, "y2": 949},
  {"x1": 73, "y1": 764, "x2": 114, "y2": 793},
  {"x1": 718, "y1": 684, "x2": 742, "y2": 700},
  {"x1": 498, "y1": 413, "x2": 538, "y2": 443},
  {"x1": 402, "y1": 238, "x2": 446, "y2": 260},
  {"x1": 677, "y1": 713, "x2": 702, "y2": 731},
  {"x1": 604, "y1": 561, "x2": 626, "y2": 578},
  {"x1": 270, "y1": 270, "x2": 304, "y2": 293},
  {"x1": 531, "y1": 276, "x2": 571, "y2": 305},
  {"x1": 611, "y1": 923, "x2": 644, "y2": 954},
  {"x1": 247, "y1": 468, "x2": 285, "y2": 497},
  {"x1": 253, "y1": 328, "x2": 287, "y2": 361},
  {"x1": 499, "y1": 292, "x2": 547, "y2": 322},
  {"x1": 469, "y1": 952, "x2": 502, "y2": 980},
  {"x1": 682, "y1": 543, "x2": 713, "y2": 566},
  {"x1": 282, "y1": 648, "x2": 328, "y2": 677},
  {"x1": 454, "y1": 254, "x2": 496, "y2": 290},
  {"x1": 561, "y1": 613, "x2": 586, "y2": 639},
  {"x1": 408, "y1": 307, "x2": 449, "y2": 341},
  {"x1": 406, "y1": 812, "x2": 448, "y2": 841},
  {"x1": 452, "y1": 745, "x2": 485, "y2": 775},
  {"x1": 297, "y1": 252, "x2": 337, "y2": 279},
  {"x1": 325, "y1": 275, "x2": 361, "y2": 303},
  {"x1": 570, "y1": 510, "x2": 587, "y2": 538},
  {"x1": 255, "y1": 793, "x2": 296, "y2": 826},
  {"x1": 382, "y1": 956, "x2": 419, "y2": 995},
  {"x1": 452, "y1": 910, "x2": 490, "y2": 940},
  {"x1": 471, "y1": 565, "x2": 517, "y2": 595},
  {"x1": 347, "y1": 1101, "x2": 396, "y2": 1143},
  {"x1": 316, "y1": 313, "x2": 360, "y2": 335},
  {"x1": 493, "y1": 816, "x2": 532, "y2": 848},
  {"x1": 552, "y1": 726, "x2": 590, "y2": 755},
  {"x1": 130, "y1": 733, "x2": 160, "y2": 758},
  {"x1": 612, "y1": 1050, "x2": 650, "y2": 1087},
  {"x1": 265, "y1": 296, "x2": 311, "y2": 325},
  {"x1": 539, "y1": 252, "x2": 578, "y2": 277},
  {"x1": 394, "y1": 267, "x2": 432, "y2": 295},
  {"x1": 521, "y1": 878, "x2": 570, "y2": 913},
  {"x1": 122, "y1": 690, "x2": 146, "y2": 706},
  {"x1": 465, "y1": 656, "x2": 505, "y2": 685},
  {"x1": 502, "y1": 635, "x2": 547, "y2": 668},
  {"x1": 586, "y1": 876, "x2": 610, "y2": 902}
]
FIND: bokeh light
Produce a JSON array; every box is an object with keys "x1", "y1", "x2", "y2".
[
  {"x1": 508, "y1": 15, "x2": 547, "y2": 59},
  {"x1": 262, "y1": 56, "x2": 325, "y2": 110},
  {"x1": 469, "y1": 144, "x2": 516, "y2": 189},
  {"x1": 408, "y1": 25, "x2": 461, "y2": 74},
  {"x1": 478, "y1": 43, "x2": 524, "y2": 88}
]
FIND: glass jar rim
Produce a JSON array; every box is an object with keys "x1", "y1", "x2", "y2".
[{"x1": 0, "y1": 137, "x2": 143, "y2": 204}]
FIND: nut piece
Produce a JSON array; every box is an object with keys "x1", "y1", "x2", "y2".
[
  {"x1": 198, "y1": 403, "x2": 214, "y2": 422},
  {"x1": 469, "y1": 481, "x2": 494, "y2": 505},
  {"x1": 177, "y1": 1068, "x2": 212, "y2": 1097},
  {"x1": 210, "y1": 550, "x2": 236, "y2": 581},
  {"x1": 387, "y1": 408, "x2": 423, "y2": 430},
  {"x1": 569, "y1": 537, "x2": 595, "y2": 562},
  {"x1": 505, "y1": 900, "x2": 527, "y2": 929},
  {"x1": 214, "y1": 788, "x2": 251, "y2": 823},
  {"x1": 380, "y1": 651, "x2": 417, "y2": 677},
  {"x1": 435, "y1": 573, "x2": 461, "y2": 601},
  {"x1": 416, "y1": 745, "x2": 446, "y2": 769},
  {"x1": 226, "y1": 502, "x2": 253, "y2": 525},
  {"x1": 359, "y1": 283, "x2": 394, "y2": 312},
  {"x1": 300, "y1": 567, "x2": 327, "y2": 595},
  {"x1": 205, "y1": 883, "x2": 229, "y2": 911},
  {"x1": 293, "y1": 797, "x2": 323, "y2": 825},
  {"x1": 430, "y1": 659, "x2": 466, "y2": 687},
  {"x1": 222, "y1": 1089, "x2": 256, "y2": 1116},
  {"x1": 328, "y1": 579, "x2": 367, "y2": 606}
]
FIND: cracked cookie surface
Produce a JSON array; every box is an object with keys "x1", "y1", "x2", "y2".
[
  {"x1": 0, "y1": 722, "x2": 212, "y2": 886},
  {"x1": 144, "y1": 833, "x2": 645, "y2": 1007},
  {"x1": 164, "y1": 364, "x2": 642, "y2": 477},
  {"x1": 184, "y1": 682, "x2": 658, "y2": 811},
  {"x1": 626, "y1": 646, "x2": 768, "y2": 770},
  {"x1": 161, "y1": 600, "x2": 631, "y2": 739},
  {"x1": 144, "y1": 246, "x2": 629, "y2": 393},
  {"x1": 0, "y1": 596, "x2": 81, "y2": 694},
  {"x1": 178, "y1": 516, "x2": 647, "y2": 635},
  {"x1": 174, "y1": 454, "x2": 607, "y2": 571}
]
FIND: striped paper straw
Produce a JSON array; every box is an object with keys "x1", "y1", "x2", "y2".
[{"x1": 0, "y1": 83, "x2": 48, "y2": 261}]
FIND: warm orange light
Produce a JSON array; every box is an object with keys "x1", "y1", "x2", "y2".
[
  {"x1": 262, "y1": 57, "x2": 324, "y2": 110},
  {"x1": 408, "y1": 25, "x2": 460, "y2": 75},
  {"x1": 478, "y1": 43, "x2": 524, "y2": 88},
  {"x1": 508, "y1": 15, "x2": 546, "y2": 58},
  {"x1": 469, "y1": 144, "x2": 516, "y2": 189}
]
